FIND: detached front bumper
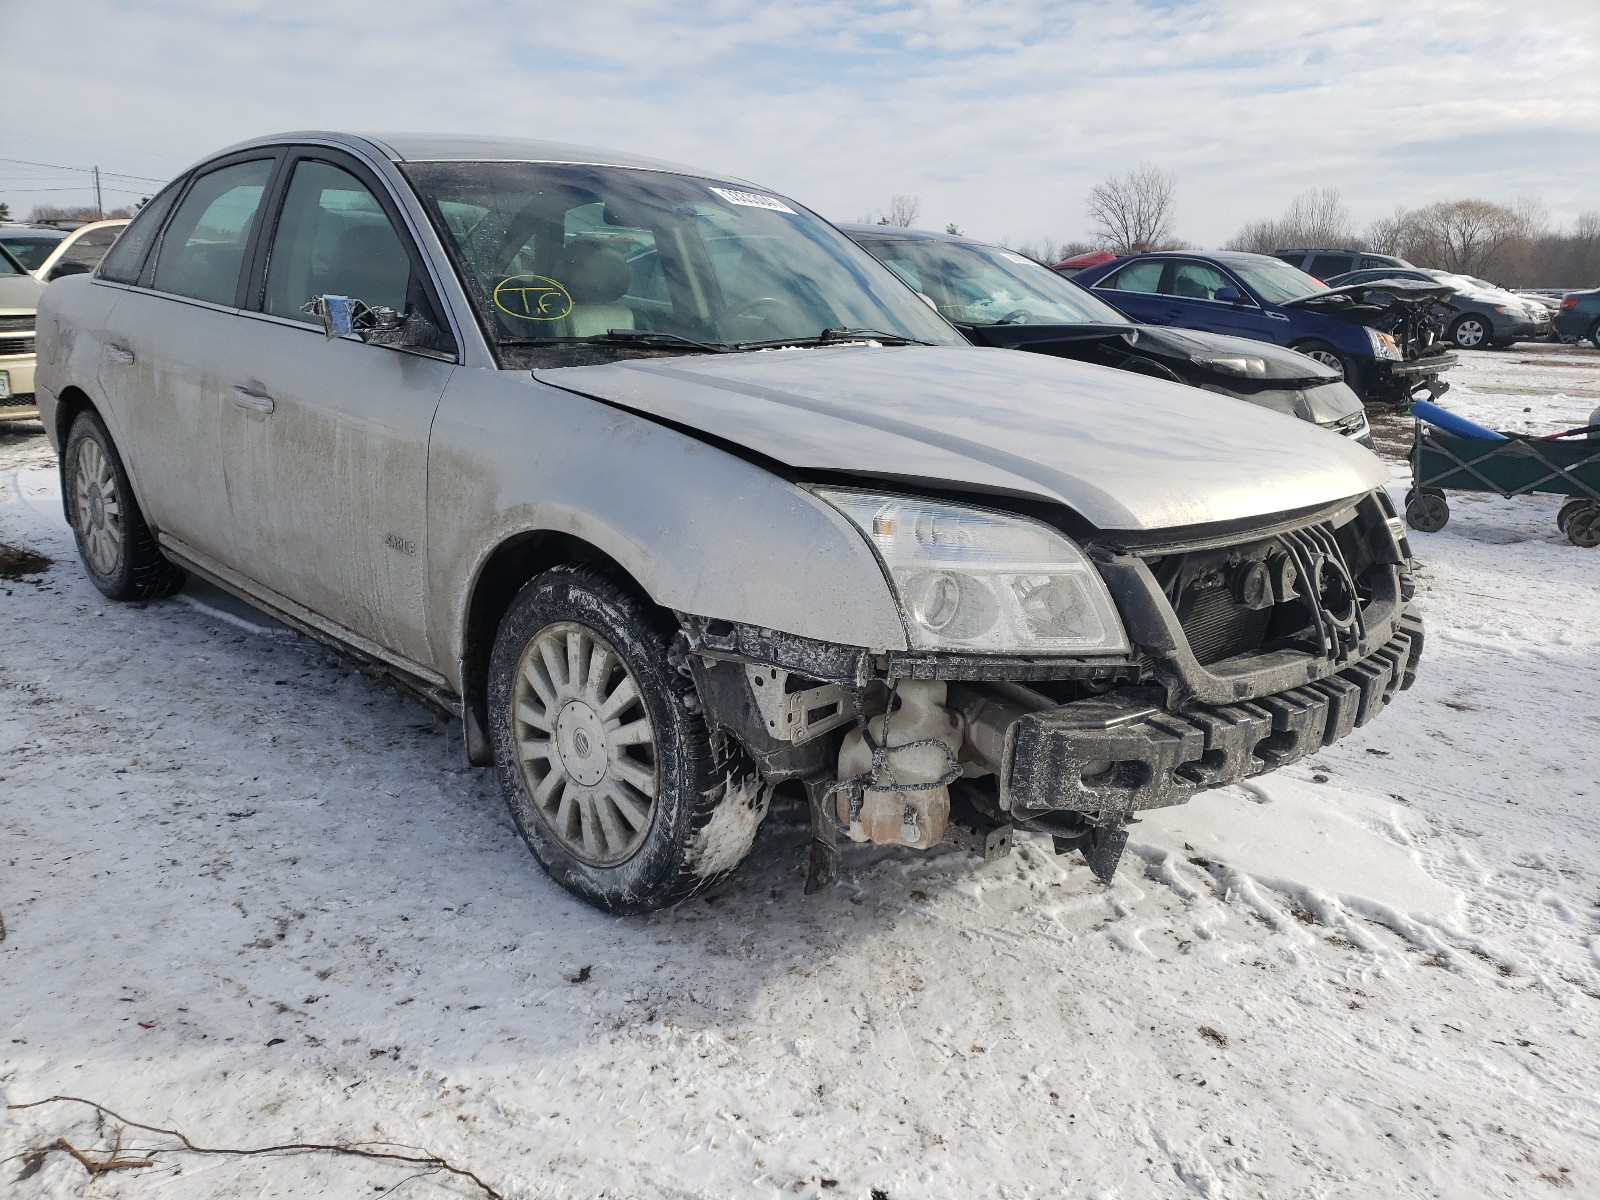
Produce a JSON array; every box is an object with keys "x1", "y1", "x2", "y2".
[{"x1": 1004, "y1": 610, "x2": 1422, "y2": 815}]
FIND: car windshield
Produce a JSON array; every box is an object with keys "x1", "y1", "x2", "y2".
[
  {"x1": 1227, "y1": 257, "x2": 1327, "y2": 304},
  {"x1": 856, "y1": 236, "x2": 1131, "y2": 327},
  {"x1": 0, "y1": 230, "x2": 68, "y2": 271},
  {"x1": 402, "y1": 162, "x2": 962, "y2": 357},
  {"x1": 0, "y1": 242, "x2": 26, "y2": 275}
]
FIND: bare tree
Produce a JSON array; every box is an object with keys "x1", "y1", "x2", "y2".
[
  {"x1": 0, "y1": 202, "x2": 10, "y2": 221},
  {"x1": 27, "y1": 203, "x2": 135, "y2": 222},
  {"x1": 1008, "y1": 236, "x2": 1097, "y2": 264},
  {"x1": 1406, "y1": 199, "x2": 1533, "y2": 276},
  {"x1": 1085, "y1": 164, "x2": 1176, "y2": 253},
  {"x1": 1225, "y1": 188, "x2": 1358, "y2": 253},
  {"x1": 876, "y1": 194, "x2": 922, "y2": 228}
]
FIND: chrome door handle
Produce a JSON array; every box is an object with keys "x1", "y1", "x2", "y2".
[
  {"x1": 105, "y1": 344, "x2": 135, "y2": 365},
  {"x1": 229, "y1": 385, "x2": 275, "y2": 415}
]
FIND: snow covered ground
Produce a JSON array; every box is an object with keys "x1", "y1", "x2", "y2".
[{"x1": 3, "y1": 345, "x2": 1598, "y2": 1199}]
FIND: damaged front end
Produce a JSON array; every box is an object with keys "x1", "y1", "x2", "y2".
[
  {"x1": 675, "y1": 488, "x2": 1423, "y2": 890},
  {"x1": 1287, "y1": 279, "x2": 1460, "y2": 407}
]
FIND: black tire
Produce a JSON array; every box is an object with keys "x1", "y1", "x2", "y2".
[
  {"x1": 487, "y1": 565, "x2": 769, "y2": 913},
  {"x1": 1566, "y1": 504, "x2": 1600, "y2": 549},
  {"x1": 1557, "y1": 498, "x2": 1588, "y2": 535},
  {"x1": 1588, "y1": 320, "x2": 1600, "y2": 351},
  {"x1": 1448, "y1": 314, "x2": 1491, "y2": 350},
  {"x1": 62, "y1": 409, "x2": 186, "y2": 601},
  {"x1": 1406, "y1": 489, "x2": 1450, "y2": 533}
]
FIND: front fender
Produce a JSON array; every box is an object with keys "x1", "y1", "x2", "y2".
[{"x1": 426, "y1": 369, "x2": 909, "y2": 692}]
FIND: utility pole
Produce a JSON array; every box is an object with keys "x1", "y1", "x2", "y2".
[{"x1": 93, "y1": 165, "x2": 103, "y2": 220}]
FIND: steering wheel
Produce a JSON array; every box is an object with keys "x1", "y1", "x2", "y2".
[{"x1": 730, "y1": 295, "x2": 804, "y2": 329}]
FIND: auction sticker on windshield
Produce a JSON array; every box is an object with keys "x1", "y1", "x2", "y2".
[{"x1": 709, "y1": 187, "x2": 796, "y2": 214}]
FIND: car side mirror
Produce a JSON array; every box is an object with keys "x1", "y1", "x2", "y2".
[
  {"x1": 46, "y1": 260, "x2": 92, "y2": 282},
  {"x1": 1214, "y1": 286, "x2": 1245, "y2": 305},
  {"x1": 302, "y1": 295, "x2": 405, "y2": 345}
]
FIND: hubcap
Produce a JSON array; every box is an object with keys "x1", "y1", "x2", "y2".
[
  {"x1": 510, "y1": 621, "x2": 658, "y2": 866},
  {"x1": 1456, "y1": 319, "x2": 1485, "y2": 347},
  {"x1": 73, "y1": 436, "x2": 123, "y2": 576},
  {"x1": 1303, "y1": 349, "x2": 1344, "y2": 377}
]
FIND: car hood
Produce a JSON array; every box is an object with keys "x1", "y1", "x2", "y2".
[
  {"x1": 534, "y1": 345, "x2": 1386, "y2": 532},
  {"x1": 1286, "y1": 279, "x2": 1456, "y2": 309},
  {"x1": 1126, "y1": 325, "x2": 1342, "y2": 383},
  {"x1": 0, "y1": 274, "x2": 43, "y2": 311}
]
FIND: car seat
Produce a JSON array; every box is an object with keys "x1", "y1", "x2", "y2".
[
  {"x1": 1172, "y1": 274, "x2": 1211, "y2": 300},
  {"x1": 556, "y1": 240, "x2": 634, "y2": 337},
  {"x1": 325, "y1": 222, "x2": 410, "y2": 314}
]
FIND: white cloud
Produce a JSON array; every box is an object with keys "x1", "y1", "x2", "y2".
[{"x1": 2, "y1": 0, "x2": 1596, "y2": 246}]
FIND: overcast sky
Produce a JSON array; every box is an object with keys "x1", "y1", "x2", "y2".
[{"x1": 4, "y1": 0, "x2": 1597, "y2": 248}]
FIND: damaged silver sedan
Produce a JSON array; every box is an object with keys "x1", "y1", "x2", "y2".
[{"x1": 35, "y1": 133, "x2": 1422, "y2": 912}]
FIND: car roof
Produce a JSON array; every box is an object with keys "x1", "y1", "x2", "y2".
[{"x1": 206, "y1": 131, "x2": 758, "y2": 186}]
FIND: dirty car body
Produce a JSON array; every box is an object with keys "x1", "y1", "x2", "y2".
[
  {"x1": 1073, "y1": 251, "x2": 1458, "y2": 407},
  {"x1": 36, "y1": 132, "x2": 1424, "y2": 912},
  {"x1": 846, "y1": 224, "x2": 1373, "y2": 446}
]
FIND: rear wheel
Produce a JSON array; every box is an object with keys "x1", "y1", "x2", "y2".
[
  {"x1": 1449, "y1": 314, "x2": 1490, "y2": 350},
  {"x1": 63, "y1": 410, "x2": 186, "y2": 601},
  {"x1": 1405, "y1": 488, "x2": 1450, "y2": 533},
  {"x1": 1565, "y1": 504, "x2": 1600, "y2": 548},
  {"x1": 1588, "y1": 319, "x2": 1600, "y2": 350},
  {"x1": 487, "y1": 565, "x2": 769, "y2": 913}
]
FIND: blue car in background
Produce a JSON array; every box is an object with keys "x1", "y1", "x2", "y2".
[
  {"x1": 1555, "y1": 288, "x2": 1600, "y2": 348},
  {"x1": 1072, "y1": 251, "x2": 1458, "y2": 406}
]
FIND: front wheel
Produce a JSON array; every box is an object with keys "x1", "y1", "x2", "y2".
[
  {"x1": 63, "y1": 410, "x2": 186, "y2": 600},
  {"x1": 1588, "y1": 319, "x2": 1600, "y2": 351},
  {"x1": 487, "y1": 565, "x2": 769, "y2": 913},
  {"x1": 1291, "y1": 340, "x2": 1352, "y2": 381},
  {"x1": 1565, "y1": 503, "x2": 1600, "y2": 548},
  {"x1": 1449, "y1": 314, "x2": 1490, "y2": 350}
]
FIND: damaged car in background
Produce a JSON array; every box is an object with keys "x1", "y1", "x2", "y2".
[
  {"x1": 36, "y1": 132, "x2": 1423, "y2": 913},
  {"x1": 846, "y1": 224, "x2": 1373, "y2": 446},
  {"x1": 1073, "y1": 250, "x2": 1458, "y2": 407}
]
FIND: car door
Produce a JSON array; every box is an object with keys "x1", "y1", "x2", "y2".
[
  {"x1": 1087, "y1": 257, "x2": 1169, "y2": 322},
  {"x1": 217, "y1": 148, "x2": 457, "y2": 669},
  {"x1": 1151, "y1": 259, "x2": 1276, "y2": 342},
  {"x1": 99, "y1": 153, "x2": 281, "y2": 567}
]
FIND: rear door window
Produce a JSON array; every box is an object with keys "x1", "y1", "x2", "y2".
[
  {"x1": 262, "y1": 159, "x2": 413, "y2": 323},
  {"x1": 1100, "y1": 259, "x2": 1165, "y2": 294},
  {"x1": 151, "y1": 159, "x2": 274, "y2": 306},
  {"x1": 1307, "y1": 254, "x2": 1351, "y2": 279},
  {"x1": 1165, "y1": 261, "x2": 1231, "y2": 300}
]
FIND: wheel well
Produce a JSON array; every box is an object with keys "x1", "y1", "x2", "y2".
[
  {"x1": 54, "y1": 385, "x2": 96, "y2": 448},
  {"x1": 460, "y1": 531, "x2": 655, "y2": 765}
]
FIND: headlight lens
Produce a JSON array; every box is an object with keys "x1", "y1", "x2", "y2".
[
  {"x1": 1366, "y1": 328, "x2": 1402, "y2": 360},
  {"x1": 1193, "y1": 354, "x2": 1268, "y2": 378},
  {"x1": 815, "y1": 488, "x2": 1130, "y2": 654}
]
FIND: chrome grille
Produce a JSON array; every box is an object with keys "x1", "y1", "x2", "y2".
[
  {"x1": 0, "y1": 316, "x2": 33, "y2": 333},
  {"x1": 0, "y1": 336, "x2": 36, "y2": 356}
]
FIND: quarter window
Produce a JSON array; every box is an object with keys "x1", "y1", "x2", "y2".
[
  {"x1": 151, "y1": 160, "x2": 273, "y2": 306},
  {"x1": 263, "y1": 160, "x2": 413, "y2": 323},
  {"x1": 98, "y1": 180, "x2": 183, "y2": 284},
  {"x1": 1101, "y1": 260, "x2": 1164, "y2": 294}
]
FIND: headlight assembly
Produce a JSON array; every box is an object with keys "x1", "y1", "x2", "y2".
[
  {"x1": 1365, "y1": 328, "x2": 1402, "y2": 360},
  {"x1": 1194, "y1": 354, "x2": 1268, "y2": 378},
  {"x1": 815, "y1": 488, "x2": 1130, "y2": 655}
]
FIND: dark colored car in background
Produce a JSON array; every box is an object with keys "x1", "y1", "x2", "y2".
[
  {"x1": 1326, "y1": 266, "x2": 1552, "y2": 349},
  {"x1": 1555, "y1": 288, "x2": 1600, "y2": 348},
  {"x1": 1274, "y1": 248, "x2": 1412, "y2": 279},
  {"x1": 846, "y1": 225, "x2": 1373, "y2": 444},
  {"x1": 1072, "y1": 251, "x2": 1457, "y2": 406}
]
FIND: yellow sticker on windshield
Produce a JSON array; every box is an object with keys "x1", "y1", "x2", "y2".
[{"x1": 493, "y1": 275, "x2": 574, "y2": 321}]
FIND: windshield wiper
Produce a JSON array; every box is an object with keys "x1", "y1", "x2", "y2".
[
  {"x1": 502, "y1": 330, "x2": 733, "y2": 354},
  {"x1": 736, "y1": 327, "x2": 932, "y2": 350}
]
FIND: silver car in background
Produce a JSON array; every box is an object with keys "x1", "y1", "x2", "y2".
[{"x1": 36, "y1": 132, "x2": 1422, "y2": 913}]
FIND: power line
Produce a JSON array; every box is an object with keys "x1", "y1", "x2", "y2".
[{"x1": 0, "y1": 157, "x2": 169, "y2": 184}]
